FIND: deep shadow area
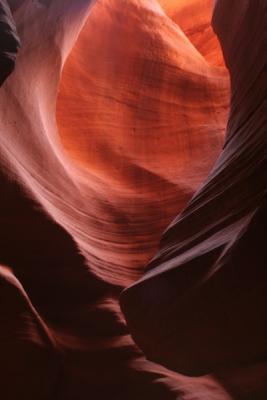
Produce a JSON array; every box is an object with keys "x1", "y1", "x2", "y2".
[{"x1": 0, "y1": 168, "x2": 111, "y2": 322}]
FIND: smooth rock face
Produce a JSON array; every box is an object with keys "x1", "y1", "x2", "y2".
[
  {"x1": 0, "y1": 0, "x2": 266, "y2": 399},
  {"x1": 158, "y1": 0, "x2": 225, "y2": 66},
  {"x1": 56, "y1": 0, "x2": 228, "y2": 285},
  {"x1": 121, "y1": 0, "x2": 267, "y2": 379}
]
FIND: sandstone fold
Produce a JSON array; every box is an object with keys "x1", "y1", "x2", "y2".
[
  {"x1": 121, "y1": 0, "x2": 267, "y2": 377},
  {"x1": 0, "y1": 0, "x2": 265, "y2": 399}
]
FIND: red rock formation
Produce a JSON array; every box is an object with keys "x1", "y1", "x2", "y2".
[
  {"x1": 158, "y1": 0, "x2": 225, "y2": 66},
  {"x1": 57, "y1": 0, "x2": 229, "y2": 285},
  {"x1": 121, "y1": 0, "x2": 267, "y2": 385},
  {"x1": 0, "y1": 0, "x2": 265, "y2": 399}
]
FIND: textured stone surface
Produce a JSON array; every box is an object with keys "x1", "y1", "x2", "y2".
[
  {"x1": 121, "y1": 0, "x2": 267, "y2": 390},
  {"x1": 0, "y1": 0, "x2": 266, "y2": 399}
]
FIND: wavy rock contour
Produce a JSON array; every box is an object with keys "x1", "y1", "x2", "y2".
[
  {"x1": 121, "y1": 0, "x2": 267, "y2": 383},
  {"x1": 0, "y1": 0, "x2": 265, "y2": 399}
]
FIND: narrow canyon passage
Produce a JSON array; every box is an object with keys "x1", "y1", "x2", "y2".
[{"x1": 0, "y1": 1, "x2": 266, "y2": 399}]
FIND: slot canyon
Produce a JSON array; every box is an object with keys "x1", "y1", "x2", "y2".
[{"x1": 0, "y1": 1, "x2": 266, "y2": 399}]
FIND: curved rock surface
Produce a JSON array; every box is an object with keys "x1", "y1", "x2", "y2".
[
  {"x1": 121, "y1": 0, "x2": 267, "y2": 384},
  {"x1": 158, "y1": 0, "x2": 225, "y2": 66},
  {"x1": 0, "y1": 0, "x2": 265, "y2": 399},
  {"x1": 56, "y1": 0, "x2": 228, "y2": 285}
]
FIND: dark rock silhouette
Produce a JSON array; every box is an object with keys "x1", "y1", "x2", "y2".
[{"x1": 0, "y1": 0, "x2": 20, "y2": 84}]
